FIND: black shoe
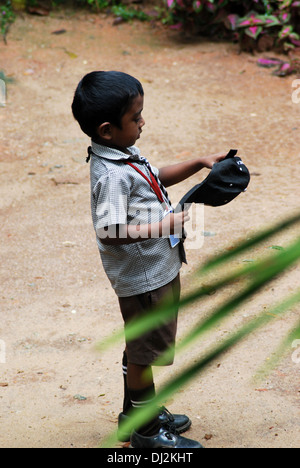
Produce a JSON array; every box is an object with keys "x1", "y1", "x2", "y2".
[
  {"x1": 117, "y1": 407, "x2": 191, "y2": 442},
  {"x1": 130, "y1": 427, "x2": 204, "y2": 449},
  {"x1": 159, "y1": 406, "x2": 192, "y2": 434}
]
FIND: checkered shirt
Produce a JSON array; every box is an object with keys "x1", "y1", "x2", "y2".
[{"x1": 89, "y1": 142, "x2": 183, "y2": 297}]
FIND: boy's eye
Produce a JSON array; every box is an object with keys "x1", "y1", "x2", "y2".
[{"x1": 134, "y1": 112, "x2": 143, "y2": 123}]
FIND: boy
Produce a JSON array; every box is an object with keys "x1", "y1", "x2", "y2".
[{"x1": 72, "y1": 71, "x2": 226, "y2": 448}]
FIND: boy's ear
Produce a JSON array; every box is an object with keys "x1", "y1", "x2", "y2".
[{"x1": 97, "y1": 122, "x2": 112, "y2": 141}]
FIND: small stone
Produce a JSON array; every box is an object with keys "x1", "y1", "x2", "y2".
[{"x1": 73, "y1": 394, "x2": 87, "y2": 401}]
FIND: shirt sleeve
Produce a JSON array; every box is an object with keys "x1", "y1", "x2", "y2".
[{"x1": 92, "y1": 169, "x2": 131, "y2": 233}]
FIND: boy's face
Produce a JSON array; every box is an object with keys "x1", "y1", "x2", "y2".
[{"x1": 101, "y1": 94, "x2": 145, "y2": 151}]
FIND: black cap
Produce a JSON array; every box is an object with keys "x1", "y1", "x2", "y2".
[{"x1": 177, "y1": 150, "x2": 250, "y2": 210}]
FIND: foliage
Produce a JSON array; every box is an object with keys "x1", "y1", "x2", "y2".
[
  {"x1": 4, "y1": 0, "x2": 300, "y2": 53},
  {"x1": 97, "y1": 212, "x2": 300, "y2": 447},
  {"x1": 74, "y1": 0, "x2": 109, "y2": 11},
  {"x1": 0, "y1": 0, "x2": 15, "y2": 44},
  {"x1": 111, "y1": 4, "x2": 149, "y2": 22},
  {"x1": 0, "y1": 0, "x2": 150, "y2": 42},
  {"x1": 164, "y1": 0, "x2": 300, "y2": 52}
]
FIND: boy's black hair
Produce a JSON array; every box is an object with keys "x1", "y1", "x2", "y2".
[{"x1": 72, "y1": 71, "x2": 144, "y2": 140}]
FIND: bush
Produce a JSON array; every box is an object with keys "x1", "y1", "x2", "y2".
[
  {"x1": 0, "y1": 0, "x2": 150, "y2": 43},
  {"x1": 165, "y1": 0, "x2": 300, "y2": 52},
  {"x1": 1, "y1": 0, "x2": 15, "y2": 44},
  {"x1": 3, "y1": 0, "x2": 300, "y2": 53}
]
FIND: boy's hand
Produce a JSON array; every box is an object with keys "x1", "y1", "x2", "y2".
[
  {"x1": 162, "y1": 210, "x2": 190, "y2": 236},
  {"x1": 200, "y1": 153, "x2": 227, "y2": 170}
]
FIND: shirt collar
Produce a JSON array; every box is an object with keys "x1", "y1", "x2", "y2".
[{"x1": 91, "y1": 141, "x2": 142, "y2": 162}]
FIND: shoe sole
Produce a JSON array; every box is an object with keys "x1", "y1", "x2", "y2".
[{"x1": 176, "y1": 419, "x2": 192, "y2": 434}]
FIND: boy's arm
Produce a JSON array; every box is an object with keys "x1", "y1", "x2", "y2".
[
  {"x1": 158, "y1": 153, "x2": 227, "y2": 188},
  {"x1": 98, "y1": 210, "x2": 190, "y2": 246}
]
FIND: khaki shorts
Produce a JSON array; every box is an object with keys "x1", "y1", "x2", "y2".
[{"x1": 118, "y1": 274, "x2": 180, "y2": 367}]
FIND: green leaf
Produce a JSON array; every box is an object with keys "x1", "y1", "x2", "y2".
[
  {"x1": 97, "y1": 212, "x2": 300, "y2": 447},
  {"x1": 102, "y1": 287, "x2": 300, "y2": 447}
]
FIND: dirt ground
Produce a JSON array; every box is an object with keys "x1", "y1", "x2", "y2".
[{"x1": 0, "y1": 11, "x2": 299, "y2": 449}]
